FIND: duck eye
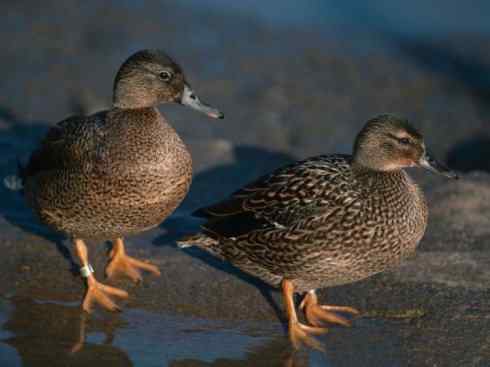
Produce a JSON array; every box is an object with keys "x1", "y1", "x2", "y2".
[
  {"x1": 159, "y1": 71, "x2": 173, "y2": 82},
  {"x1": 399, "y1": 137, "x2": 410, "y2": 145}
]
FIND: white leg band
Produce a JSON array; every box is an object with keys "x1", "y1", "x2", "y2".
[{"x1": 80, "y1": 264, "x2": 94, "y2": 278}]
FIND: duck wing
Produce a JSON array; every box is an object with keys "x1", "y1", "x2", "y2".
[
  {"x1": 22, "y1": 111, "x2": 108, "y2": 181},
  {"x1": 194, "y1": 154, "x2": 357, "y2": 237}
]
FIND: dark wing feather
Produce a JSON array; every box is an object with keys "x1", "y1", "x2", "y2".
[
  {"x1": 22, "y1": 111, "x2": 107, "y2": 182},
  {"x1": 195, "y1": 154, "x2": 354, "y2": 236}
]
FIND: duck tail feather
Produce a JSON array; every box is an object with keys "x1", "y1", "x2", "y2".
[
  {"x1": 4, "y1": 159, "x2": 26, "y2": 192},
  {"x1": 177, "y1": 231, "x2": 219, "y2": 249}
]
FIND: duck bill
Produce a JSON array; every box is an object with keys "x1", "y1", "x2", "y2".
[
  {"x1": 180, "y1": 84, "x2": 224, "y2": 119},
  {"x1": 419, "y1": 153, "x2": 458, "y2": 179}
]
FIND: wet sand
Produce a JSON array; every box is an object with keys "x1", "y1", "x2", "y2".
[{"x1": 1, "y1": 1, "x2": 490, "y2": 366}]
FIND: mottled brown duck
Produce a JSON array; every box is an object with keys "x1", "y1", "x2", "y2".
[
  {"x1": 18, "y1": 49, "x2": 223, "y2": 312},
  {"x1": 178, "y1": 114, "x2": 457, "y2": 350}
]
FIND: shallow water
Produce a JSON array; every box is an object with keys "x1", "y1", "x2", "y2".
[
  {"x1": 0, "y1": 297, "x2": 280, "y2": 367},
  {"x1": 0, "y1": 295, "x2": 411, "y2": 367}
]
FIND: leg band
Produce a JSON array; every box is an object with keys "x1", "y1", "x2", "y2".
[{"x1": 80, "y1": 264, "x2": 94, "y2": 278}]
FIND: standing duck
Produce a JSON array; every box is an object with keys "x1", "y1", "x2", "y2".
[
  {"x1": 18, "y1": 49, "x2": 223, "y2": 312},
  {"x1": 178, "y1": 115, "x2": 457, "y2": 349}
]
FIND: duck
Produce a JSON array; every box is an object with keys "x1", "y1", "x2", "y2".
[
  {"x1": 17, "y1": 49, "x2": 223, "y2": 312},
  {"x1": 177, "y1": 114, "x2": 457, "y2": 349}
]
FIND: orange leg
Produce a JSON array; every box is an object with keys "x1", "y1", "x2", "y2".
[
  {"x1": 74, "y1": 239, "x2": 128, "y2": 313},
  {"x1": 105, "y1": 238, "x2": 161, "y2": 282},
  {"x1": 282, "y1": 280, "x2": 328, "y2": 351},
  {"x1": 70, "y1": 312, "x2": 88, "y2": 353},
  {"x1": 299, "y1": 290, "x2": 360, "y2": 327}
]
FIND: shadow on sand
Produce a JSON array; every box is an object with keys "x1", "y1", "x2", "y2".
[
  {"x1": 446, "y1": 136, "x2": 490, "y2": 173},
  {"x1": 0, "y1": 106, "x2": 77, "y2": 274},
  {"x1": 155, "y1": 145, "x2": 295, "y2": 325}
]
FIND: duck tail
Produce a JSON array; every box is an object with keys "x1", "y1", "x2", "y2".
[
  {"x1": 177, "y1": 227, "x2": 227, "y2": 260},
  {"x1": 3, "y1": 160, "x2": 25, "y2": 192},
  {"x1": 177, "y1": 232, "x2": 219, "y2": 249}
]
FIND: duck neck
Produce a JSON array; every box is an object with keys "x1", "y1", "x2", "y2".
[
  {"x1": 112, "y1": 77, "x2": 160, "y2": 109},
  {"x1": 113, "y1": 92, "x2": 158, "y2": 109},
  {"x1": 351, "y1": 161, "x2": 409, "y2": 190}
]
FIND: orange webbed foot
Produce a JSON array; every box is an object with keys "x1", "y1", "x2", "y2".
[
  {"x1": 82, "y1": 275, "x2": 129, "y2": 313},
  {"x1": 106, "y1": 238, "x2": 161, "y2": 282},
  {"x1": 289, "y1": 319, "x2": 329, "y2": 351},
  {"x1": 282, "y1": 279, "x2": 331, "y2": 351},
  {"x1": 300, "y1": 290, "x2": 360, "y2": 328}
]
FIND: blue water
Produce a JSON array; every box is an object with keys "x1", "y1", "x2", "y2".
[
  {"x1": 0, "y1": 297, "x2": 316, "y2": 367},
  {"x1": 182, "y1": 0, "x2": 490, "y2": 37},
  {"x1": 0, "y1": 296, "x2": 405, "y2": 367}
]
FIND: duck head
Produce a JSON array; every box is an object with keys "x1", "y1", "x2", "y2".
[
  {"x1": 112, "y1": 49, "x2": 223, "y2": 118},
  {"x1": 353, "y1": 114, "x2": 458, "y2": 179}
]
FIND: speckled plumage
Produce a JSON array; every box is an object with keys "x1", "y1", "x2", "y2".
[
  {"x1": 23, "y1": 107, "x2": 192, "y2": 239},
  {"x1": 181, "y1": 154, "x2": 427, "y2": 292},
  {"x1": 179, "y1": 115, "x2": 455, "y2": 294}
]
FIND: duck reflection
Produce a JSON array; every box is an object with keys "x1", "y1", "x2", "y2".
[
  {"x1": 0, "y1": 296, "x2": 322, "y2": 366},
  {"x1": 1, "y1": 296, "x2": 131, "y2": 367},
  {"x1": 169, "y1": 338, "x2": 310, "y2": 367}
]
